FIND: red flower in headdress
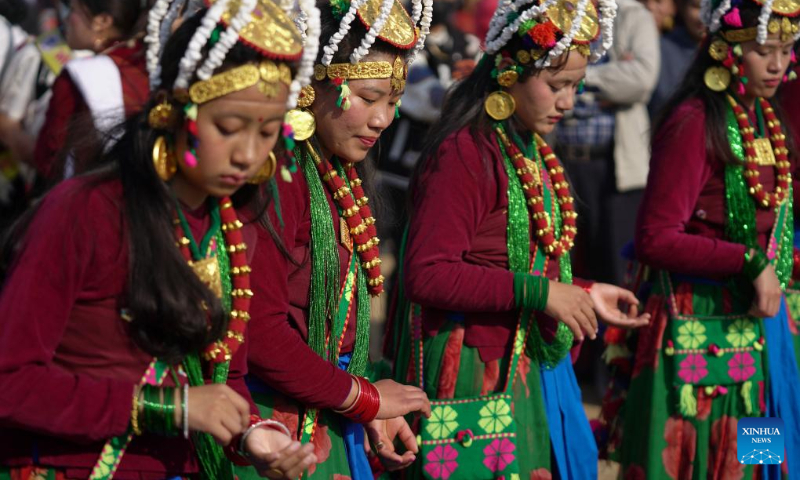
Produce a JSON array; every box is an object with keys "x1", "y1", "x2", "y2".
[{"x1": 529, "y1": 22, "x2": 559, "y2": 49}]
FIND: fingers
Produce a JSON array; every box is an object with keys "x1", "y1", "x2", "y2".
[
  {"x1": 562, "y1": 315, "x2": 585, "y2": 342},
  {"x1": 223, "y1": 387, "x2": 252, "y2": 430},
  {"x1": 262, "y1": 442, "x2": 317, "y2": 479},
  {"x1": 581, "y1": 297, "x2": 598, "y2": 337},
  {"x1": 395, "y1": 418, "x2": 419, "y2": 454},
  {"x1": 616, "y1": 288, "x2": 640, "y2": 305}
]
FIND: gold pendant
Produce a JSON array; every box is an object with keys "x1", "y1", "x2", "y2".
[
  {"x1": 704, "y1": 66, "x2": 731, "y2": 92},
  {"x1": 752, "y1": 138, "x2": 776, "y2": 166},
  {"x1": 484, "y1": 91, "x2": 516, "y2": 121},
  {"x1": 285, "y1": 108, "x2": 316, "y2": 141},
  {"x1": 340, "y1": 217, "x2": 353, "y2": 253},
  {"x1": 524, "y1": 157, "x2": 542, "y2": 186},
  {"x1": 191, "y1": 256, "x2": 223, "y2": 298}
]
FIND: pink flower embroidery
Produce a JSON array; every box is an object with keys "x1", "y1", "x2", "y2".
[
  {"x1": 425, "y1": 445, "x2": 459, "y2": 479},
  {"x1": 727, "y1": 352, "x2": 756, "y2": 382},
  {"x1": 678, "y1": 354, "x2": 708, "y2": 384},
  {"x1": 483, "y1": 438, "x2": 516, "y2": 472}
]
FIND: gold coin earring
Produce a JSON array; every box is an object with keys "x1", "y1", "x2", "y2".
[
  {"x1": 153, "y1": 136, "x2": 176, "y2": 181},
  {"x1": 485, "y1": 68, "x2": 519, "y2": 121},
  {"x1": 248, "y1": 151, "x2": 278, "y2": 185},
  {"x1": 285, "y1": 85, "x2": 317, "y2": 141}
]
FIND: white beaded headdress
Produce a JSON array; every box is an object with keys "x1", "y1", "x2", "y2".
[
  {"x1": 484, "y1": 0, "x2": 617, "y2": 68},
  {"x1": 144, "y1": 0, "x2": 318, "y2": 108},
  {"x1": 700, "y1": 0, "x2": 800, "y2": 43},
  {"x1": 320, "y1": 0, "x2": 431, "y2": 68}
]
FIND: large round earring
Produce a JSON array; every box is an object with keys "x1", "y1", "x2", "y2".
[
  {"x1": 153, "y1": 136, "x2": 176, "y2": 181},
  {"x1": 704, "y1": 66, "x2": 731, "y2": 92},
  {"x1": 285, "y1": 85, "x2": 317, "y2": 141},
  {"x1": 248, "y1": 151, "x2": 277, "y2": 185},
  {"x1": 484, "y1": 91, "x2": 516, "y2": 121}
]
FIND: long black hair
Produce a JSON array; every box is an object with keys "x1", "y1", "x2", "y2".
[
  {"x1": 653, "y1": 2, "x2": 797, "y2": 164},
  {"x1": 411, "y1": 35, "x2": 571, "y2": 195},
  {"x1": 2, "y1": 10, "x2": 292, "y2": 364},
  {"x1": 72, "y1": 0, "x2": 152, "y2": 40}
]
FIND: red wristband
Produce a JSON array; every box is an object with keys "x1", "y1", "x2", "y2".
[{"x1": 337, "y1": 376, "x2": 380, "y2": 423}]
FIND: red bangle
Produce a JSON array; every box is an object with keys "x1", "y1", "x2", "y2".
[{"x1": 337, "y1": 376, "x2": 380, "y2": 423}]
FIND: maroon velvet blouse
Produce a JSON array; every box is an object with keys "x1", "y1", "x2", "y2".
[
  {"x1": 404, "y1": 127, "x2": 590, "y2": 363},
  {"x1": 246, "y1": 168, "x2": 363, "y2": 411},
  {"x1": 635, "y1": 98, "x2": 797, "y2": 277},
  {"x1": 0, "y1": 178, "x2": 256, "y2": 478}
]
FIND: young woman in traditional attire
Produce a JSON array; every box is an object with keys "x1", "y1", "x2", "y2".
[
  {"x1": 33, "y1": 0, "x2": 154, "y2": 181},
  {"x1": 0, "y1": 1, "x2": 321, "y2": 478},
  {"x1": 384, "y1": 0, "x2": 650, "y2": 477},
  {"x1": 239, "y1": 0, "x2": 434, "y2": 478},
  {"x1": 600, "y1": 0, "x2": 800, "y2": 477}
]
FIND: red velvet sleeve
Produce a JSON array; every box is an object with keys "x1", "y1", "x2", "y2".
[
  {"x1": 0, "y1": 181, "x2": 135, "y2": 442},
  {"x1": 404, "y1": 130, "x2": 516, "y2": 312},
  {"x1": 246, "y1": 178, "x2": 352, "y2": 410},
  {"x1": 33, "y1": 71, "x2": 82, "y2": 180},
  {"x1": 635, "y1": 100, "x2": 747, "y2": 276}
]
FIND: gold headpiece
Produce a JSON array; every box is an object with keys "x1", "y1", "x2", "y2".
[
  {"x1": 314, "y1": 56, "x2": 408, "y2": 92},
  {"x1": 355, "y1": 0, "x2": 418, "y2": 49},
  {"x1": 546, "y1": 0, "x2": 601, "y2": 45},
  {"x1": 753, "y1": 0, "x2": 800, "y2": 16},
  {"x1": 208, "y1": 0, "x2": 303, "y2": 60},
  {"x1": 188, "y1": 60, "x2": 292, "y2": 104}
]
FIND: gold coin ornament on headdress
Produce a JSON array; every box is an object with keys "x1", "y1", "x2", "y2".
[{"x1": 546, "y1": 0, "x2": 601, "y2": 44}]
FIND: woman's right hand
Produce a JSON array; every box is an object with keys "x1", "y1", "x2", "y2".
[
  {"x1": 750, "y1": 262, "x2": 782, "y2": 318},
  {"x1": 185, "y1": 384, "x2": 251, "y2": 445},
  {"x1": 373, "y1": 379, "x2": 431, "y2": 419},
  {"x1": 544, "y1": 281, "x2": 598, "y2": 342}
]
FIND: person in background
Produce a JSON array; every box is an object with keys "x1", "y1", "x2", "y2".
[
  {"x1": 555, "y1": 0, "x2": 659, "y2": 287},
  {"x1": 648, "y1": 0, "x2": 706, "y2": 117},
  {"x1": 0, "y1": 0, "x2": 37, "y2": 233},
  {"x1": 640, "y1": 0, "x2": 677, "y2": 31},
  {"x1": 33, "y1": 0, "x2": 151, "y2": 181},
  {"x1": 0, "y1": 0, "x2": 74, "y2": 234}
]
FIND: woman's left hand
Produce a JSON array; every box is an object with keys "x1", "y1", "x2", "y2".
[
  {"x1": 245, "y1": 427, "x2": 318, "y2": 479},
  {"x1": 589, "y1": 283, "x2": 651, "y2": 329},
  {"x1": 364, "y1": 417, "x2": 418, "y2": 471}
]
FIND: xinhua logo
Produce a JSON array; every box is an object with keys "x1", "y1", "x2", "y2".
[{"x1": 738, "y1": 417, "x2": 784, "y2": 465}]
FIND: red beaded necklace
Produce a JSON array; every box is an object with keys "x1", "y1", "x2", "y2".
[
  {"x1": 727, "y1": 95, "x2": 791, "y2": 209},
  {"x1": 306, "y1": 142, "x2": 384, "y2": 296},
  {"x1": 495, "y1": 127, "x2": 578, "y2": 257},
  {"x1": 174, "y1": 197, "x2": 252, "y2": 364}
]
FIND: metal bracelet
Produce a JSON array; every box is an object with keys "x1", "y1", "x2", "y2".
[
  {"x1": 239, "y1": 419, "x2": 292, "y2": 456},
  {"x1": 182, "y1": 383, "x2": 189, "y2": 440}
]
